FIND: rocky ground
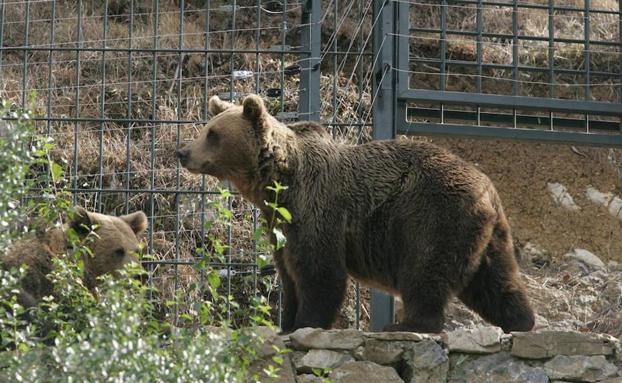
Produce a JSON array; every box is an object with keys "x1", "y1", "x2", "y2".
[{"x1": 441, "y1": 242, "x2": 622, "y2": 340}]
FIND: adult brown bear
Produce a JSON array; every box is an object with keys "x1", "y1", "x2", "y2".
[{"x1": 177, "y1": 94, "x2": 535, "y2": 333}]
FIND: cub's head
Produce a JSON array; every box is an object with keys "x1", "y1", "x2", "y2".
[
  {"x1": 70, "y1": 207, "x2": 148, "y2": 280},
  {"x1": 177, "y1": 94, "x2": 277, "y2": 181}
]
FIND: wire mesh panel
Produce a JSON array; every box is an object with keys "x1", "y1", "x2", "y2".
[
  {"x1": 393, "y1": 0, "x2": 622, "y2": 146},
  {"x1": 0, "y1": 0, "x2": 379, "y2": 329}
]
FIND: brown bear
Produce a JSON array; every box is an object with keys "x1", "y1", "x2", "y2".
[
  {"x1": 1, "y1": 207, "x2": 148, "y2": 308},
  {"x1": 177, "y1": 94, "x2": 535, "y2": 334}
]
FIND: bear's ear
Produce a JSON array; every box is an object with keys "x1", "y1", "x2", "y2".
[
  {"x1": 120, "y1": 211, "x2": 148, "y2": 235},
  {"x1": 208, "y1": 96, "x2": 234, "y2": 116},
  {"x1": 242, "y1": 94, "x2": 266, "y2": 121},
  {"x1": 70, "y1": 206, "x2": 95, "y2": 235}
]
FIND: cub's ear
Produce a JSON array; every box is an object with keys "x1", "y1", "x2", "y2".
[
  {"x1": 70, "y1": 206, "x2": 94, "y2": 235},
  {"x1": 121, "y1": 211, "x2": 148, "y2": 235},
  {"x1": 242, "y1": 94, "x2": 266, "y2": 121},
  {"x1": 208, "y1": 96, "x2": 234, "y2": 116}
]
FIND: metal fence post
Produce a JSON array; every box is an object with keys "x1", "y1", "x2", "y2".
[
  {"x1": 370, "y1": 0, "x2": 396, "y2": 331},
  {"x1": 299, "y1": 0, "x2": 321, "y2": 121}
]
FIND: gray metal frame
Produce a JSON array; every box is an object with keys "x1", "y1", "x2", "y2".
[
  {"x1": 394, "y1": 0, "x2": 622, "y2": 147},
  {"x1": 370, "y1": 0, "x2": 397, "y2": 331}
]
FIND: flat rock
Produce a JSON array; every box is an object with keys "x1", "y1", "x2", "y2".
[
  {"x1": 564, "y1": 249, "x2": 606, "y2": 270},
  {"x1": 586, "y1": 185, "x2": 613, "y2": 205},
  {"x1": 608, "y1": 196, "x2": 622, "y2": 220},
  {"x1": 290, "y1": 328, "x2": 364, "y2": 350},
  {"x1": 364, "y1": 332, "x2": 439, "y2": 342},
  {"x1": 591, "y1": 379, "x2": 622, "y2": 383},
  {"x1": 403, "y1": 339, "x2": 449, "y2": 383},
  {"x1": 449, "y1": 352, "x2": 548, "y2": 383},
  {"x1": 511, "y1": 331, "x2": 616, "y2": 359},
  {"x1": 548, "y1": 182, "x2": 580, "y2": 211},
  {"x1": 544, "y1": 355, "x2": 618, "y2": 382},
  {"x1": 361, "y1": 339, "x2": 405, "y2": 365},
  {"x1": 295, "y1": 349, "x2": 354, "y2": 373},
  {"x1": 446, "y1": 326, "x2": 503, "y2": 354},
  {"x1": 328, "y1": 361, "x2": 403, "y2": 383}
]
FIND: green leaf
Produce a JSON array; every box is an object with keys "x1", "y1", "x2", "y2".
[
  {"x1": 218, "y1": 188, "x2": 233, "y2": 199},
  {"x1": 207, "y1": 271, "x2": 221, "y2": 290},
  {"x1": 266, "y1": 180, "x2": 289, "y2": 193},
  {"x1": 272, "y1": 355, "x2": 284, "y2": 365},
  {"x1": 276, "y1": 207, "x2": 292, "y2": 223},
  {"x1": 51, "y1": 162, "x2": 64, "y2": 183},
  {"x1": 256, "y1": 253, "x2": 272, "y2": 269}
]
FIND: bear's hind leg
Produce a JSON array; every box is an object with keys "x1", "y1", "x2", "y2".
[
  {"x1": 458, "y1": 247, "x2": 535, "y2": 333},
  {"x1": 387, "y1": 277, "x2": 451, "y2": 333}
]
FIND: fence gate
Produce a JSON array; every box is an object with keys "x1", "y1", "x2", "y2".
[
  {"x1": 378, "y1": 0, "x2": 622, "y2": 144},
  {"x1": 369, "y1": 0, "x2": 622, "y2": 328}
]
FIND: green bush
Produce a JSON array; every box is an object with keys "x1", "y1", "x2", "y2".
[{"x1": 0, "y1": 103, "x2": 286, "y2": 382}]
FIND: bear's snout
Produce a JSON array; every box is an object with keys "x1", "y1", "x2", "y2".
[{"x1": 176, "y1": 146, "x2": 190, "y2": 166}]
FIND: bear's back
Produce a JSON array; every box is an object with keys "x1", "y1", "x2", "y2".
[{"x1": 288, "y1": 121, "x2": 330, "y2": 138}]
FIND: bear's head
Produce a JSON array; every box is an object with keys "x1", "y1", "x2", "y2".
[
  {"x1": 69, "y1": 207, "x2": 148, "y2": 281},
  {"x1": 177, "y1": 95, "x2": 291, "y2": 198}
]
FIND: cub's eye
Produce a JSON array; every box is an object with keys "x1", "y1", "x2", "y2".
[
  {"x1": 114, "y1": 248, "x2": 125, "y2": 257},
  {"x1": 206, "y1": 130, "x2": 219, "y2": 144}
]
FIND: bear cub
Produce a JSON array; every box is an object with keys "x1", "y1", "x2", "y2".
[
  {"x1": 177, "y1": 94, "x2": 535, "y2": 334},
  {"x1": 1, "y1": 207, "x2": 148, "y2": 309}
]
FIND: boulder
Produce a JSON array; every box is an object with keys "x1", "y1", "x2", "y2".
[
  {"x1": 547, "y1": 182, "x2": 580, "y2": 211},
  {"x1": 564, "y1": 249, "x2": 606, "y2": 270},
  {"x1": 511, "y1": 331, "x2": 616, "y2": 359},
  {"x1": 544, "y1": 355, "x2": 618, "y2": 382},
  {"x1": 449, "y1": 352, "x2": 548, "y2": 383},
  {"x1": 360, "y1": 339, "x2": 405, "y2": 365},
  {"x1": 328, "y1": 361, "x2": 403, "y2": 383},
  {"x1": 295, "y1": 349, "x2": 354, "y2": 373},
  {"x1": 446, "y1": 326, "x2": 503, "y2": 354},
  {"x1": 290, "y1": 328, "x2": 364, "y2": 351},
  {"x1": 403, "y1": 340, "x2": 449, "y2": 383}
]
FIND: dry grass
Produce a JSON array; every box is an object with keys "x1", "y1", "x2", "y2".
[{"x1": 410, "y1": 0, "x2": 620, "y2": 101}]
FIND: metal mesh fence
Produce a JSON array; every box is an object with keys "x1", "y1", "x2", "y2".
[{"x1": 0, "y1": 0, "x2": 377, "y2": 329}]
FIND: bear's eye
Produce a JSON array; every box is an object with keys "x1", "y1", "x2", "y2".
[
  {"x1": 206, "y1": 130, "x2": 219, "y2": 145},
  {"x1": 114, "y1": 248, "x2": 125, "y2": 257}
]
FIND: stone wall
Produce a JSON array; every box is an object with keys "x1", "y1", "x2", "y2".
[{"x1": 259, "y1": 327, "x2": 622, "y2": 383}]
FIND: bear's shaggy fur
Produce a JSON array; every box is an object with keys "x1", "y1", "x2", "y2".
[
  {"x1": 2, "y1": 207, "x2": 148, "y2": 308},
  {"x1": 177, "y1": 95, "x2": 535, "y2": 333}
]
